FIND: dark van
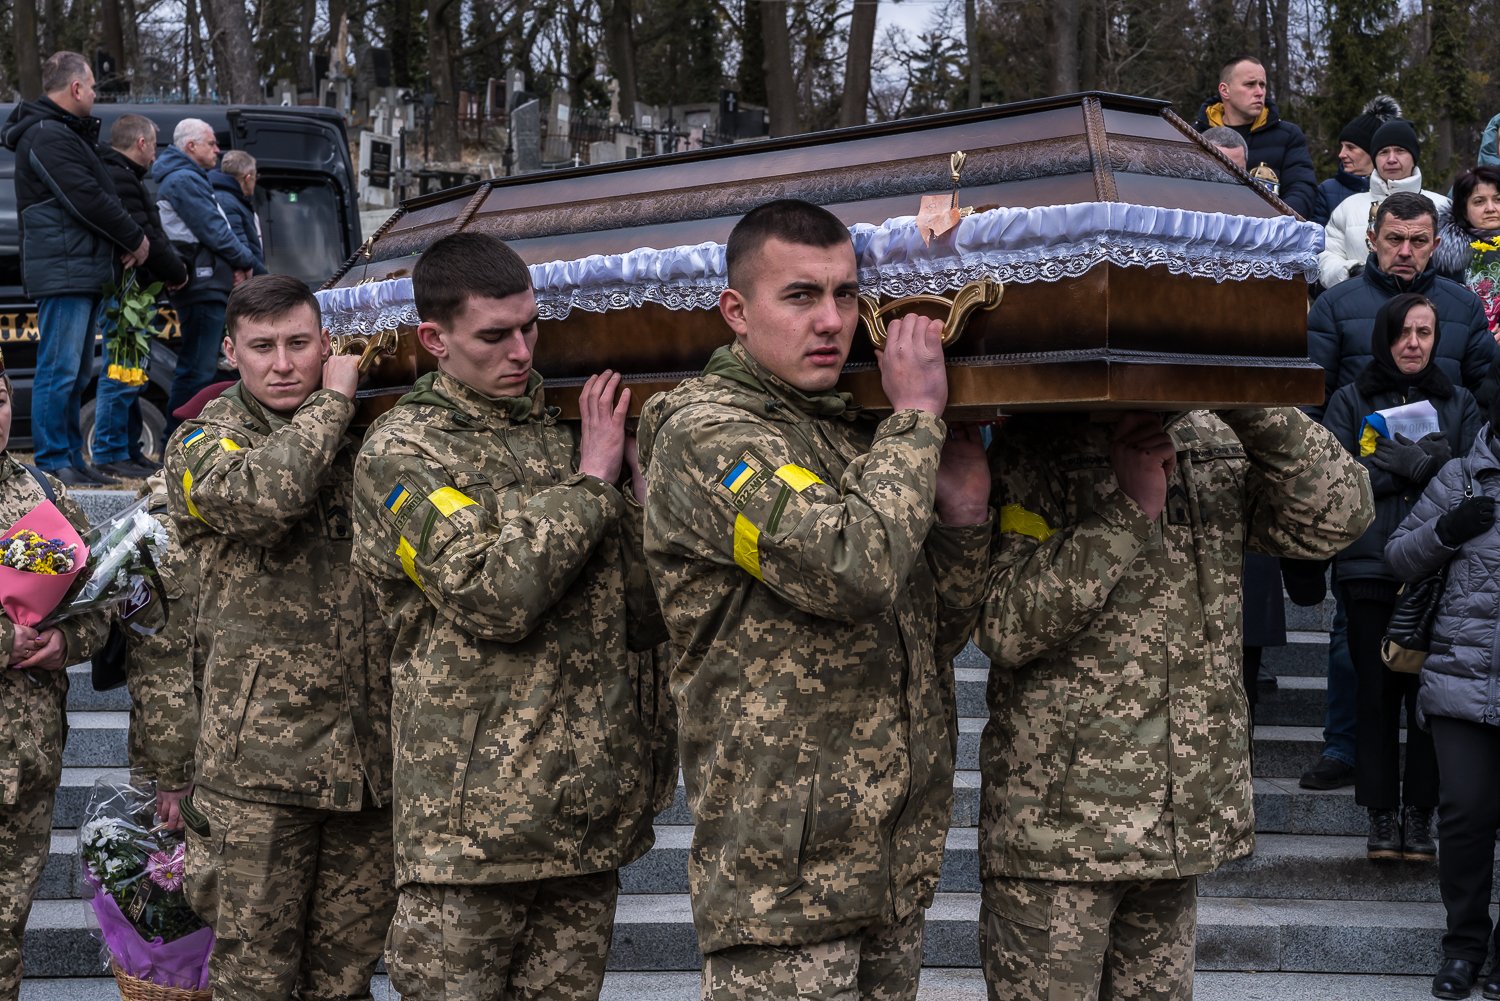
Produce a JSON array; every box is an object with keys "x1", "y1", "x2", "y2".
[{"x1": 0, "y1": 103, "x2": 361, "y2": 453}]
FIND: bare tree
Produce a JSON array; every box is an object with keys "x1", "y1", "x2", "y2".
[
  {"x1": 13, "y1": 0, "x2": 43, "y2": 98},
  {"x1": 1048, "y1": 0, "x2": 1081, "y2": 92},
  {"x1": 761, "y1": 0, "x2": 799, "y2": 136},
  {"x1": 428, "y1": 0, "x2": 462, "y2": 160},
  {"x1": 965, "y1": 0, "x2": 981, "y2": 107},
  {"x1": 201, "y1": 0, "x2": 260, "y2": 101},
  {"x1": 838, "y1": 0, "x2": 878, "y2": 126},
  {"x1": 603, "y1": 0, "x2": 638, "y2": 117}
]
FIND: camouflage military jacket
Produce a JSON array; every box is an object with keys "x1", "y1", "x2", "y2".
[
  {"x1": 639, "y1": 343, "x2": 992, "y2": 954},
  {"x1": 0, "y1": 456, "x2": 108, "y2": 806},
  {"x1": 977, "y1": 408, "x2": 1373, "y2": 882},
  {"x1": 352, "y1": 370, "x2": 668, "y2": 887},
  {"x1": 123, "y1": 478, "x2": 200, "y2": 791},
  {"x1": 165, "y1": 384, "x2": 391, "y2": 811}
]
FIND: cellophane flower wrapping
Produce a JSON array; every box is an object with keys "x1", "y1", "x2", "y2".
[
  {"x1": 77, "y1": 776, "x2": 212, "y2": 988},
  {"x1": 0, "y1": 500, "x2": 88, "y2": 626},
  {"x1": 44, "y1": 497, "x2": 169, "y2": 626}
]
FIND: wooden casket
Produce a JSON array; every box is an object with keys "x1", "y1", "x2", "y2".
[{"x1": 317, "y1": 92, "x2": 1325, "y2": 419}]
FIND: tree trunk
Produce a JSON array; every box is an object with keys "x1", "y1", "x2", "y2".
[
  {"x1": 121, "y1": 0, "x2": 141, "y2": 82},
  {"x1": 185, "y1": 0, "x2": 209, "y2": 99},
  {"x1": 1079, "y1": 0, "x2": 1098, "y2": 91},
  {"x1": 761, "y1": 0, "x2": 799, "y2": 136},
  {"x1": 14, "y1": 0, "x2": 43, "y2": 99},
  {"x1": 603, "y1": 0, "x2": 638, "y2": 118},
  {"x1": 965, "y1": 0, "x2": 982, "y2": 107},
  {"x1": 297, "y1": 0, "x2": 317, "y2": 94},
  {"x1": 201, "y1": 0, "x2": 260, "y2": 101},
  {"x1": 838, "y1": 0, "x2": 877, "y2": 126},
  {"x1": 100, "y1": 0, "x2": 126, "y2": 88},
  {"x1": 1048, "y1": 0, "x2": 1080, "y2": 93},
  {"x1": 41, "y1": 0, "x2": 61, "y2": 58},
  {"x1": 428, "y1": 0, "x2": 462, "y2": 161}
]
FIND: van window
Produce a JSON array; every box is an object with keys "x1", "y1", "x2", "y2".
[
  {"x1": 255, "y1": 177, "x2": 345, "y2": 288},
  {"x1": 0, "y1": 152, "x2": 20, "y2": 293}
]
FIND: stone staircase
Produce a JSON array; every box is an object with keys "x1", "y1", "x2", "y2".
[{"x1": 21, "y1": 500, "x2": 1449, "y2": 997}]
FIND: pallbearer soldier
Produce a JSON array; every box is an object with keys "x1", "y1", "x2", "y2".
[
  {"x1": 974, "y1": 407, "x2": 1374, "y2": 1000},
  {"x1": 637, "y1": 198, "x2": 993, "y2": 1000},
  {"x1": 164, "y1": 275, "x2": 395, "y2": 1000},
  {"x1": 351, "y1": 231, "x2": 669, "y2": 1001}
]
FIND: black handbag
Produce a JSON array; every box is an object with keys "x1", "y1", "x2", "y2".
[{"x1": 1382, "y1": 462, "x2": 1474, "y2": 674}]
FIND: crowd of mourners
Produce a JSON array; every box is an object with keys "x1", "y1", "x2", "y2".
[{"x1": 0, "y1": 45, "x2": 1498, "y2": 1001}]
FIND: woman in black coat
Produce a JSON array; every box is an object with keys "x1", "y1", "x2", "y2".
[{"x1": 1321, "y1": 292, "x2": 1482, "y2": 863}]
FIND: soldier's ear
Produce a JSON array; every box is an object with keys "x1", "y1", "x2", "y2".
[
  {"x1": 416, "y1": 320, "x2": 449, "y2": 359},
  {"x1": 719, "y1": 288, "x2": 749, "y2": 337}
]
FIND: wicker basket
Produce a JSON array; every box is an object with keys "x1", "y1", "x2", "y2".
[{"x1": 111, "y1": 962, "x2": 212, "y2": 1001}]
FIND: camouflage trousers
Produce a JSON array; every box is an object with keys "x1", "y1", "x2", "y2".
[
  {"x1": 0, "y1": 776, "x2": 56, "y2": 1001},
  {"x1": 979, "y1": 875, "x2": 1196, "y2": 1001},
  {"x1": 185, "y1": 786, "x2": 396, "y2": 1001},
  {"x1": 701, "y1": 908, "x2": 925, "y2": 1001},
  {"x1": 386, "y1": 869, "x2": 619, "y2": 1001}
]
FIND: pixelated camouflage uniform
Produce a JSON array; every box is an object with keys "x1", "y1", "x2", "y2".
[
  {"x1": 351, "y1": 369, "x2": 669, "y2": 1001},
  {"x1": 638, "y1": 343, "x2": 992, "y2": 1000},
  {"x1": 122, "y1": 475, "x2": 200, "y2": 792},
  {"x1": 0, "y1": 457, "x2": 108, "y2": 1001},
  {"x1": 975, "y1": 408, "x2": 1374, "y2": 1000},
  {"x1": 164, "y1": 383, "x2": 395, "y2": 1001}
]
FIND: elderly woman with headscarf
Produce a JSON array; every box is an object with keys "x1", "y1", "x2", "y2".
[{"x1": 1322, "y1": 292, "x2": 1481, "y2": 864}]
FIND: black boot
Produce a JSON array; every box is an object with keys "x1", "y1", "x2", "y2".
[
  {"x1": 1434, "y1": 957, "x2": 1478, "y2": 999},
  {"x1": 1482, "y1": 965, "x2": 1500, "y2": 1001},
  {"x1": 1404, "y1": 805, "x2": 1438, "y2": 862},
  {"x1": 1368, "y1": 808, "x2": 1402, "y2": 860}
]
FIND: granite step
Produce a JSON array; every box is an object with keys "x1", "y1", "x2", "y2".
[
  {"x1": 50, "y1": 768, "x2": 130, "y2": 830},
  {"x1": 64, "y1": 665, "x2": 130, "y2": 712},
  {"x1": 1252, "y1": 725, "x2": 1395, "y2": 780},
  {"x1": 1260, "y1": 631, "x2": 1332, "y2": 678},
  {"x1": 13, "y1": 971, "x2": 1447, "y2": 1001},
  {"x1": 1253, "y1": 674, "x2": 1327, "y2": 728}
]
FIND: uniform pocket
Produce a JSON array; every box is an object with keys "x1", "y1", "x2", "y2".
[{"x1": 446, "y1": 709, "x2": 481, "y2": 829}]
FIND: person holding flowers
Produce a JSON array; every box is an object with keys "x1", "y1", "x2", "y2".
[
  {"x1": 164, "y1": 275, "x2": 394, "y2": 1001},
  {"x1": 0, "y1": 349, "x2": 110, "y2": 1001}
]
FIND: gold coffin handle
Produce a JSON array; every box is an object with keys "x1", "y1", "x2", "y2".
[{"x1": 858, "y1": 279, "x2": 1004, "y2": 349}]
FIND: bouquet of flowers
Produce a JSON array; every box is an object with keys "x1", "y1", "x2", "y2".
[
  {"x1": 0, "y1": 500, "x2": 88, "y2": 626},
  {"x1": 42, "y1": 496, "x2": 170, "y2": 626},
  {"x1": 77, "y1": 778, "x2": 212, "y2": 995},
  {"x1": 100, "y1": 268, "x2": 165, "y2": 388}
]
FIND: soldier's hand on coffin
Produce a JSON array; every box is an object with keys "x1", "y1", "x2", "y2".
[
  {"x1": 935, "y1": 424, "x2": 991, "y2": 526},
  {"x1": 322, "y1": 351, "x2": 361, "y2": 401},
  {"x1": 578, "y1": 369, "x2": 631, "y2": 485},
  {"x1": 1110, "y1": 412, "x2": 1176, "y2": 521},
  {"x1": 877, "y1": 313, "x2": 947, "y2": 415},
  {"x1": 1368, "y1": 434, "x2": 1441, "y2": 484}
]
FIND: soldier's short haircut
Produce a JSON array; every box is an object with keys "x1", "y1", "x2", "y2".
[
  {"x1": 41, "y1": 52, "x2": 91, "y2": 95},
  {"x1": 220, "y1": 150, "x2": 256, "y2": 178},
  {"x1": 225, "y1": 274, "x2": 320, "y2": 341},
  {"x1": 1373, "y1": 191, "x2": 1439, "y2": 234},
  {"x1": 173, "y1": 117, "x2": 213, "y2": 150},
  {"x1": 412, "y1": 231, "x2": 532, "y2": 326},
  {"x1": 725, "y1": 199, "x2": 851, "y2": 291},
  {"x1": 1219, "y1": 55, "x2": 1263, "y2": 85},
  {"x1": 109, "y1": 114, "x2": 157, "y2": 153}
]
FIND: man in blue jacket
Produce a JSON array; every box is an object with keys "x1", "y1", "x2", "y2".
[
  {"x1": 1194, "y1": 56, "x2": 1317, "y2": 219},
  {"x1": 210, "y1": 151, "x2": 267, "y2": 276},
  {"x1": 1, "y1": 51, "x2": 149, "y2": 486},
  {"x1": 152, "y1": 117, "x2": 259, "y2": 439}
]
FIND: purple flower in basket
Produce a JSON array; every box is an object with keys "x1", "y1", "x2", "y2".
[{"x1": 146, "y1": 845, "x2": 186, "y2": 892}]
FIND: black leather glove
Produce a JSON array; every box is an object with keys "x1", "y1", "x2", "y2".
[
  {"x1": 1436, "y1": 496, "x2": 1497, "y2": 547},
  {"x1": 1368, "y1": 434, "x2": 1440, "y2": 483},
  {"x1": 1415, "y1": 432, "x2": 1453, "y2": 467}
]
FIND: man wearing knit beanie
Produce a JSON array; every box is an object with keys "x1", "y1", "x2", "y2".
[
  {"x1": 1312, "y1": 95, "x2": 1401, "y2": 226},
  {"x1": 1320, "y1": 118, "x2": 1453, "y2": 288}
]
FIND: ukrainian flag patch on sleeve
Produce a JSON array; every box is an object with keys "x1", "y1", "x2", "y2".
[
  {"x1": 181, "y1": 428, "x2": 208, "y2": 450},
  {"x1": 718, "y1": 450, "x2": 773, "y2": 509},
  {"x1": 384, "y1": 483, "x2": 412, "y2": 516}
]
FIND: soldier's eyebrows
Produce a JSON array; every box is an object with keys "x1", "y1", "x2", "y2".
[
  {"x1": 781, "y1": 279, "x2": 859, "y2": 295},
  {"x1": 475, "y1": 311, "x2": 539, "y2": 335}
]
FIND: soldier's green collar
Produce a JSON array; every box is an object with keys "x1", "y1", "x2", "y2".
[
  {"x1": 397, "y1": 369, "x2": 546, "y2": 424},
  {"x1": 224, "y1": 381, "x2": 290, "y2": 432},
  {"x1": 702, "y1": 342, "x2": 859, "y2": 420}
]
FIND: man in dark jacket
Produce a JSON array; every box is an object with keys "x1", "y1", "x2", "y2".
[
  {"x1": 153, "y1": 117, "x2": 258, "y2": 439},
  {"x1": 1, "y1": 51, "x2": 149, "y2": 486},
  {"x1": 210, "y1": 151, "x2": 267, "y2": 276},
  {"x1": 1194, "y1": 56, "x2": 1317, "y2": 219},
  {"x1": 95, "y1": 114, "x2": 189, "y2": 478}
]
